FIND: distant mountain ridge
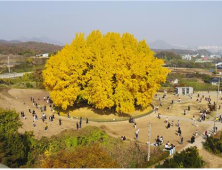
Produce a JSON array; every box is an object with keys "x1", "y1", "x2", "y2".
[
  {"x1": 0, "y1": 39, "x2": 21, "y2": 43},
  {"x1": 17, "y1": 36, "x2": 65, "y2": 46},
  {"x1": 0, "y1": 40, "x2": 63, "y2": 55},
  {"x1": 149, "y1": 39, "x2": 188, "y2": 50}
]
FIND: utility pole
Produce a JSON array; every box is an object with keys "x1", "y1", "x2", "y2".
[
  {"x1": 147, "y1": 122, "x2": 151, "y2": 162},
  {"x1": 7, "y1": 56, "x2": 10, "y2": 73}
]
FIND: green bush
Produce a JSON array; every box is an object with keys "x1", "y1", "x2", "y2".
[
  {"x1": 155, "y1": 147, "x2": 204, "y2": 168},
  {"x1": 64, "y1": 136, "x2": 78, "y2": 148},
  {"x1": 26, "y1": 82, "x2": 33, "y2": 88},
  {"x1": 0, "y1": 109, "x2": 34, "y2": 168},
  {"x1": 77, "y1": 128, "x2": 108, "y2": 145},
  {"x1": 204, "y1": 132, "x2": 222, "y2": 155}
]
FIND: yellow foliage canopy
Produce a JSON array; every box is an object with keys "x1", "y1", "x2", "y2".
[{"x1": 43, "y1": 30, "x2": 170, "y2": 113}]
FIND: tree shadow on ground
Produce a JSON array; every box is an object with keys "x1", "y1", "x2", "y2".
[{"x1": 54, "y1": 101, "x2": 148, "y2": 118}]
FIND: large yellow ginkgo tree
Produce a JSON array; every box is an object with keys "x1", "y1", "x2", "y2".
[{"x1": 43, "y1": 30, "x2": 170, "y2": 113}]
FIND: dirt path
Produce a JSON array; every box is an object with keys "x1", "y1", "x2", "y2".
[{"x1": 199, "y1": 148, "x2": 222, "y2": 168}]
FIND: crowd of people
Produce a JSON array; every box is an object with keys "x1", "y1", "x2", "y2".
[
  {"x1": 19, "y1": 95, "x2": 89, "y2": 132},
  {"x1": 153, "y1": 91, "x2": 222, "y2": 153},
  {"x1": 17, "y1": 90, "x2": 222, "y2": 156}
]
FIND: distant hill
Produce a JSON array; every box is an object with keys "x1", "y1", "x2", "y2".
[
  {"x1": 149, "y1": 39, "x2": 190, "y2": 50},
  {"x1": 0, "y1": 41, "x2": 63, "y2": 56},
  {"x1": 149, "y1": 39, "x2": 175, "y2": 49},
  {"x1": 0, "y1": 39, "x2": 21, "y2": 43},
  {"x1": 17, "y1": 36, "x2": 64, "y2": 46}
]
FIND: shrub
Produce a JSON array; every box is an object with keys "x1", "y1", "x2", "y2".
[
  {"x1": 0, "y1": 109, "x2": 34, "y2": 168},
  {"x1": 155, "y1": 147, "x2": 204, "y2": 168},
  {"x1": 204, "y1": 132, "x2": 222, "y2": 155},
  {"x1": 26, "y1": 82, "x2": 33, "y2": 88}
]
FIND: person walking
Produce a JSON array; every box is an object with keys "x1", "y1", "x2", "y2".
[
  {"x1": 178, "y1": 129, "x2": 182, "y2": 136},
  {"x1": 156, "y1": 135, "x2": 160, "y2": 145},
  {"x1": 86, "y1": 118, "x2": 88, "y2": 124},
  {"x1": 219, "y1": 115, "x2": 222, "y2": 122},
  {"x1": 171, "y1": 120, "x2": 174, "y2": 126},
  {"x1": 135, "y1": 132, "x2": 138, "y2": 140},
  {"x1": 192, "y1": 136, "x2": 195, "y2": 143},
  {"x1": 155, "y1": 105, "x2": 159, "y2": 113},
  {"x1": 205, "y1": 130, "x2": 208, "y2": 137},
  {"x1": 135, "y1": 129, "x2": 139, "y2": 140},
  {"x1": 79, "y1": 120, "x2": 82, "y2": 128},
  {"x1": 191, "y1": 136, "x2": 194, "y2": 144},
  {"x1": 76, "y1": 122, "x2": 79, "y2": 130},
  {"x1": 134, "y1": 122, "x2": 137, "y2": 128},
  {"x1": 41, "y1": 115, "x2": 45, "y2": 122},
  {"x1": 180, "y1": 136, "x2": 183, "y2": 144},
  {"x1": 45, "y1": 123, "x2": 48, "y2": 130},
  {"x1": 167, "y1": 122, "x2": 171, "y2": 129},
  {"x1": 33, "y1": 115, "x2": 36, "y2": 122},
  {"x1": 177, "y1": 120, "x2": 180, "y2": 127},
  {"x1": 160, "y1": 136, "x2": 163, "y2": 145},
  {"x1": 195, "y1": 130, "x2": 198, "y2": 136},
  {"x1": 21, "y1": 111, "x2": 24, "y2": 117},
  {"x1": 79, "y1": 117, "x2": 82, "y2": 128},
  {"x1": 59, "y1": 119, "x2": 62, "y2": 126}
]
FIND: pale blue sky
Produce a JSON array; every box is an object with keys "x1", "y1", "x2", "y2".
[{"x1": 0, "y1": 1, "x2": 222, "y2": 46}]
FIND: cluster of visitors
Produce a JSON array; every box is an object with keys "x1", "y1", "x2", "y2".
[
  {"x1": 121, "y1": 136, "x2": 126, "y2": 140},
  {"x1": 20, "y1": 111, "x2": 26, "y2": 119},
  {"x1": 164, "y1": 141, "x2": 175, "y2": 150},
  {"x1": 76, "y1": 117, "x2": 87, "y2": 129},
  {"x1": 154, "y1": 135, "x2": 163, "y2": 146}
]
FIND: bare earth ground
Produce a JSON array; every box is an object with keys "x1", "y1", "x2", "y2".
[
  {"x1": 59, "y1": 105, "x2": 152, "y2": 120},
  {"x1": 1, "y1": 88, "x2": 222, "y2": 167},
  {"x1": 199, "y1": 148, "x2": 222, "y2": 168}
]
